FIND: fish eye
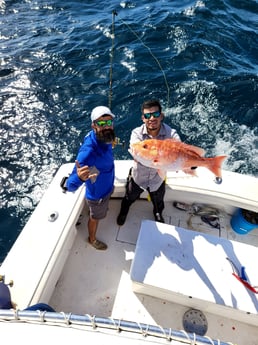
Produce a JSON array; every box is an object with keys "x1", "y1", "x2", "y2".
[{"x1": 143, "y1": 144, "x2": 148, "y2": 149}]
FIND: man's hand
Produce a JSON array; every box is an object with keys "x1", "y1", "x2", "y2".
[{"x1": 76, "y1": 160, "x2": 98, "y2": 182}]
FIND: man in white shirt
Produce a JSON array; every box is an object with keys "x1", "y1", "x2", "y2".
[{"x1": 117, "y1": 99, "x2": 181, "y2": 226}]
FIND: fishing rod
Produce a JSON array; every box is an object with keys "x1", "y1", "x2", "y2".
[
  {"x1": 109, "y1": 10, "x2": 126, "y2": 149},
  {"x1": 108, "y1": 10, "x2": 170, "y2": 149},
  {"x1": 108, "y1": 10, "x2": 117, "y2": 110}
]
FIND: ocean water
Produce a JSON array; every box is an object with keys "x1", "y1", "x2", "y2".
[{"x1": 0, "y1": 0, "x2": 257, "y2": 262}]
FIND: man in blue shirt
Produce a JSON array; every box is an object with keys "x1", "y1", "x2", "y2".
[{"x1": 67, "y1": 106, "x2": 116, "y2": 250}]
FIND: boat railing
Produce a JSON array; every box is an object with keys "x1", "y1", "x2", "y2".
[{"x1": 0, "y1": 309, "x2": 233, "y2": 345}]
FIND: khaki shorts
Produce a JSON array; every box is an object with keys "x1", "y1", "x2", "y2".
[{"x1": 86, "y1": 189, "x2": 113, "y2": 220}]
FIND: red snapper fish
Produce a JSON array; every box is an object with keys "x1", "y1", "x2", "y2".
[{"x1": 129, "y1": 138, "x2": 227, "y2": 179}]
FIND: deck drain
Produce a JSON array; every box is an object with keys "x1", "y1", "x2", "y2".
[
  {"x1": 183, "y1": 309, "x2": 208, "y2": 336},
  {"x1": 48, "y1": 211, "x2": 59, "y2": 222}
]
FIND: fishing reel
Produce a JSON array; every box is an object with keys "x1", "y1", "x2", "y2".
[
  {"x1": 0, "y1": 275, "x2": 13, "y2": 287},
  {"x1": 112, "y1": 137, "x2": 126, "y2": 149}
]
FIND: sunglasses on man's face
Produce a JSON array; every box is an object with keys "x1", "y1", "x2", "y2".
[
  {"x1": 95, "y1": 119, "x2": 113, "y2": 127},
  {"x1": 143, "y1": 111, "x2": 161, "y2": 120}
]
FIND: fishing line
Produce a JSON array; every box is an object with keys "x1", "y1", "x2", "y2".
[
  {"x1": 109, "y1": 10, "x2": 117, "y2": 109},
  {"x1": 108, "y1": 11, "x2": 170, "y2": 108}
]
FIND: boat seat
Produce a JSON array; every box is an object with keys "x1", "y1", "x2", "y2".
[{"x1": 130, "y1": 220, "x2": 258, "y2": 326}]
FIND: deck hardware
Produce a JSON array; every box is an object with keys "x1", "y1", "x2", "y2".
[
  {"x1": 48, "y1": 211, "x2": 59, "y2": 222},
  {"x1": 183, "y1": 309, "x2": 208, "y2": 336},
  {"x1": 60, "y1": 176, "x2": 68, "y2": 193},
  {"x1": 226, "y1": 257, "x2": 258, "y2": 293},
  {"x1": 215, "y1": 176, "x2": 222, "y2": 184}
]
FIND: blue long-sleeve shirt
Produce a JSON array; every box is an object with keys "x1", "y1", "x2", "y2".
[{"x1": 66, "y1": 130, "x2": 114, "y2": 201}]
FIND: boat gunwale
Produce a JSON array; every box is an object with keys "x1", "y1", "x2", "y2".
[{"x1": 0, "y1": 309, "x2": 232, "y2": 345}]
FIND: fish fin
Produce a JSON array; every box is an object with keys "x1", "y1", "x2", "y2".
[
  {"x1": 183, "y1": 143, "x2": 206, "y2": 156},
  {"x1": 206, "y1": 155, "x2": 227, "y2": 178},
  {"x1": 183, "y1": 168, "x2": 198, "y2": 176},
  {"x1": 166, "y1": 139, "x2": 206, "y2": 156}
]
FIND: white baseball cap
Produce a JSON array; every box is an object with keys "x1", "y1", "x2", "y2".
[{"x1": 91, "y1": 106, "x2": 115, "y2": 122}]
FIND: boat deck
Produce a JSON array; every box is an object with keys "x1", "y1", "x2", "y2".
[
  {"x1": 49, "y1": 197, "x2": 258, "y2": 345},
  {"x1": 1, "y1": 162, "x2": 257, "y2": 344}
]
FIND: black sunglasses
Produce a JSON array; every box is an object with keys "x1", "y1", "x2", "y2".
[{"x1": 143, "y1": 111, "x2": 161, "y2": 119}]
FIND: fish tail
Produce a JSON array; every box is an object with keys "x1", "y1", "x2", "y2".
[{"x1": 206, "y1": 155, "x2": 227, "y2": 178}]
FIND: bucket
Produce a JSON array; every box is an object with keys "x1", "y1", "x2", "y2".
[{"x1": 231, "y1": 209, "x2": 258, "y2": 235}]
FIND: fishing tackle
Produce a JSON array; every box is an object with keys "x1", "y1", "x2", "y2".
[
  {"x1": 108, "y1": 10, "x2": 117, "y2": 109},
  {"x1": 112, "y1": 137, "x2": 126, "y2": 149},
  {"x1": 226, "y1": 257, "x2": 258, "y2": 294}
]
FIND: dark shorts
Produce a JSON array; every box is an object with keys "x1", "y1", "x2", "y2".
[
  {"x1": 125, "y1": 171, "x2": 165, "y2": 214},
  {"x1": 86, "y1": 189, "x2": 114, "y2": 220}
]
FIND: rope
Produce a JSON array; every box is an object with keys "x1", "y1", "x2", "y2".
[
  {"x1": 203, "y1": 336, "x2": 216, "y2": 345},
  {"x1": 108, "y1": 317, "x2": 121, "y2": 332},
  {"x1": 157, "y1": 324, "x2": 170, "y2": 341},
  {"x1": 39, "y1": 310, "x2": 46, "y2": 323},
  {"x1": 89, "y1": 314, "x2": 97, "y2": 329},
  {"x1": 60, "y1": 311, "x2": 71, "y2": 325}
]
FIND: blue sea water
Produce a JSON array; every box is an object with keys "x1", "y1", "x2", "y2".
[{"x1": 0, "y1": 0, "x2": 257, "y2": 262}]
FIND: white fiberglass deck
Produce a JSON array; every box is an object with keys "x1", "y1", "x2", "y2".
[
  {"x1": 49, "y1": 198, "x2": 258, "y2": 345},
  {"x1": 131, "y1": 220, "x2": 258, "y2": 325},
  {"x1": 2, "y1": 162, "x2": 257, "y2": 345}
]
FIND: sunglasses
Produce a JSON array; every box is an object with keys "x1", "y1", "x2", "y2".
[
  {"x1": 143, "y1": 111, "x2": 161, "y2": 119},
  {"x1": 95, "y1": 119, "x2": 113, "y2": 127}
]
